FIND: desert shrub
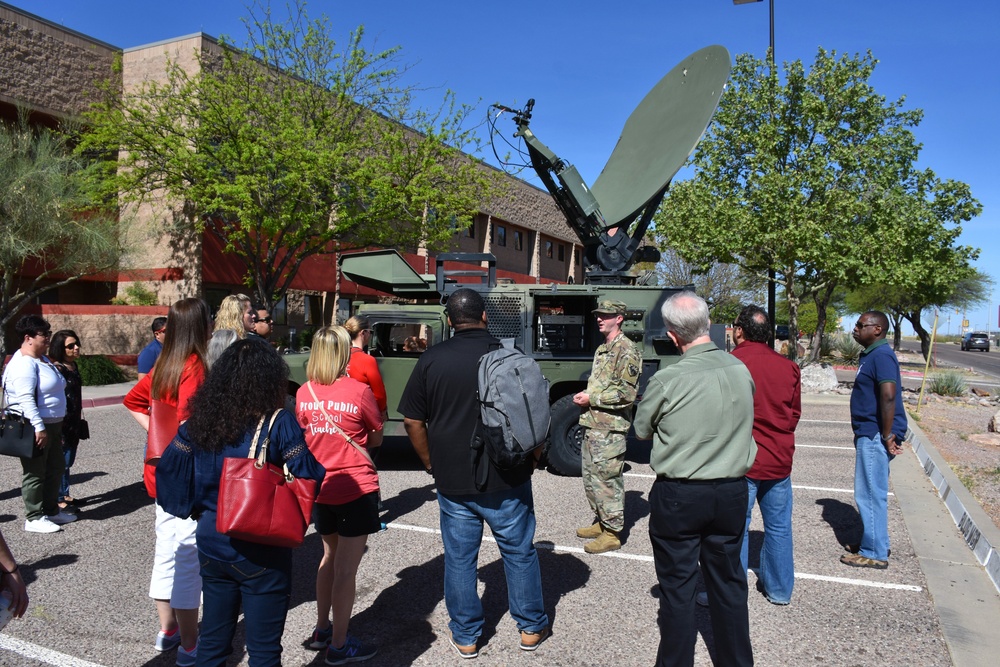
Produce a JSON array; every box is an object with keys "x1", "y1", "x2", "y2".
[
  {"x1": 77, "y1": 354, "x2": 127, "y2": 386},
  {"x1": 928, "y1": 370, "x2": 967, "y2": 397},
  {"x1": 833, "y1": 333, "x2": 862, "y2": 366},
  {"x1": 819, "y1": 333, "x2": 835, "y2": 358},
  {"x1": 110, "y1": 282, "x2": 158, "y2": 306}
]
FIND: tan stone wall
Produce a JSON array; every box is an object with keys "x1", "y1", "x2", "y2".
[
  {"x1": 0, "y1": 5, "x2": 118, "y2": 118},
  {"x1": 116, "y1": 36, "x2": 212, "y2": 304},
  {"x1": 40, "y1": 305, "x2": 169, "y2": 356}
]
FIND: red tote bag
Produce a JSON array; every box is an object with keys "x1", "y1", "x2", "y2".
[
  {"x1": 145, "y1": 399, "x2": 179, "y2": 465},
  {"x1": 216, "y1": 410, "x2": 316, "y2": 548}
]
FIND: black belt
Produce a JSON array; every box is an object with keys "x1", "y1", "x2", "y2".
[{"x1": 655, "y1": 475, "x2": 745, "y2": 485}]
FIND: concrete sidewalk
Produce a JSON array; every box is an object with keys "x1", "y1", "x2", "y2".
[
  {"x1": 804, "y1": 394, "x2": 1000, "y2": 667},
  {"x1": 81, "y1": 381, "x2": 134, "y2": 409}
]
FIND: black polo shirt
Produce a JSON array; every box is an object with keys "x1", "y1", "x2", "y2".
[{"x1": 398, "y1": 327, "x2": 532, "y2": 495}]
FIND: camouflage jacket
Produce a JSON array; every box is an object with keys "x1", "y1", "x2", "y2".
[{"x1": 579, "y1": 332, "x2": 641, "y2": 431}]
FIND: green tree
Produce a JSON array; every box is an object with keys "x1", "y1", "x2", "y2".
[
  {"x1": 80, "y1": 0, "x2": 502, "y2": 310},
  {"x1": 655, "y1": 49, "x2": 980, "y2": 362},
  {"x1": 0, "y1": 119, "x2": 124, "y2": 357},
  {"x1": 848, "y1": 268, "x2": 990, "y2": 358}
]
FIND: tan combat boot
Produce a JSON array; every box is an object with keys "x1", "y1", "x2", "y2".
[
  {"x1": 576, "y1": 521, "x2": 603, "y2": 539},
  {"x1": 584, "y1": 529, "x2": 621, "y2": 554}
]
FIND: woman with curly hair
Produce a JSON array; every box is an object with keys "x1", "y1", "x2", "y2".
[
  {"x1": 124, "y1": 298, "x2": 211, "y2": 665},
  {"x1": 214, "y1": 294, "x2": 254, "y2": 339},
  {"x1": 48, "y1": 330, "x2": 84, "y2": 513},
  {"x1": 157, "y1": 338, "x2": 325, "y2": 667},
  {"x1": 297, "y1": 326, "x2": 383, "y2": 663}
]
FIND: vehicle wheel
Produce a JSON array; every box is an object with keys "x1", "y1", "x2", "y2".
[{"x1": 545, "y1": 395, "x2": 585, "y2": 477}]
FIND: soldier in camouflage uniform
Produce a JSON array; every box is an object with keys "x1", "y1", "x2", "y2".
[{"x1": 572, "y1": 299, "x2": 642, "y2": 554}]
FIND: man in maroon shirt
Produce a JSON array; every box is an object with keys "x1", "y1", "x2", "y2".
[{"x1": 731, "y1": 305, "x2": 801, "y2": 605}]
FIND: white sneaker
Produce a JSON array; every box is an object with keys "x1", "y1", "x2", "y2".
[
  {"x1": 25, "y1": 517, "x2": 61, "y2": 533},
  {"x1": 48, "y1": 511, "x2": 77, "y2": 525}
]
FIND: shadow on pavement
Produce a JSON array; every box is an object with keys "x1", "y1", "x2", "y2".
[{"x1": 815, "y1": 497, "x2": 861, "y2": 548}]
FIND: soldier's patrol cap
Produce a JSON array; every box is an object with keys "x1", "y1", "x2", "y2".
[{"x1": 593, "y1": 299, "x2": 627, "y2": 316}]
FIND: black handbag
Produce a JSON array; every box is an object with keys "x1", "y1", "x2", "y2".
[
  {"x1": 78, "y1": 419, "x2": 90, "y2": 441},
  {"x1": 0, "y1": 408, "x2": 39, "y2": 458}
]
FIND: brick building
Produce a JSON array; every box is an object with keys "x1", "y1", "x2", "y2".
[{"x1": 0, "y1": 1, "x2": 584, "y2": 355}]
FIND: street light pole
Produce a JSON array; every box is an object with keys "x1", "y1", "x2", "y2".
[{"x1": 734, "y1": 0, "x2": 777, "y2": 346}]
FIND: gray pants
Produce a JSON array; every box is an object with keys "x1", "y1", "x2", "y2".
[{"x1": 21, "y1": 420, "x2": 65, "y2": 520}]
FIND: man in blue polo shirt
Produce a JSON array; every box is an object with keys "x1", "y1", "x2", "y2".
[
  {"x1": 842, "y1": 310, "x2": 907, "y2": 570},
  {"x1": 137, "y1": 317, "x2": 167, "y2": 380}
]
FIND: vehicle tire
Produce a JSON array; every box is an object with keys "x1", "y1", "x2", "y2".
[{"x1": 545, "y1": 395, "x2": 585, "y2": 477}]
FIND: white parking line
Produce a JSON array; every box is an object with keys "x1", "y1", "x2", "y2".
[
  {"x1": 797, "y1": 444, "x2": 854, "y2": 450},
  {"x1": 385, "y1": 523, "x2": 917, "y2": 590},
  {"x1": 0, "y1": 635, "x2": 107, "y2": 667},
  {"x1": 800, "y1": 419, "x2": 852, "y2": 424}
]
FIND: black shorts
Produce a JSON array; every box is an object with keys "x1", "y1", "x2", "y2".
[{"x1": 313, "y1": 491, "x2": 381, "y2": 537}]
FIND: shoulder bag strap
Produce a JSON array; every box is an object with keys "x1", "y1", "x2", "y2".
[
  {"x1": 246, "y1": 412, "x2": 271, "y2": 466},
  {"x1": 307, "y1": 381, "x2": 376, "y2": 469}
]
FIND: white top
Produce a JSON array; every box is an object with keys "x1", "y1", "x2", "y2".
[{"x1": 2, "y1": 350, "x2": 67, "y2": 430}]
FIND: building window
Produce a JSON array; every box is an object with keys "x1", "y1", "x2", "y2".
[
  {"x1": 272, "y1": 295, "x2": 288, "y2": 325},
  {"x1": 514, "y1": 230, "x2": 523, "y2": 251},
  {"x1": 558, "y1": 244, "x2": 565, "y2": 261},
  {"x1": 304, "y1": 294, "x2": 322, "y2": 325},
  {"x1": 464, "y1": 221, "x2": 475, "y2": 239},
  {"x1": 545, "y1": 241, "x2": 553, "y2": 258},
  {"x1": 497, "y1": 225, "x2": 506, "y2": 247}
]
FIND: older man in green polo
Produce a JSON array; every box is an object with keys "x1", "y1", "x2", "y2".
[{"x1": 572, "y1": 299, "x2": 642, "y2": 554}]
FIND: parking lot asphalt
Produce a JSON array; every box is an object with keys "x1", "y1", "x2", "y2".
[{"x1": 1, "y1": 392, "x2": 999, "y2": 666}]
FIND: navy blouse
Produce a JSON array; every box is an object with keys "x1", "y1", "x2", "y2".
[{"x1": 156, "y1": 409, "x2": 326, "y2": 565}]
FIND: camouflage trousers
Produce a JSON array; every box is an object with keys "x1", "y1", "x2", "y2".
[{"x1": 582, "y1": 428, "x2": 626, "y2": 533}]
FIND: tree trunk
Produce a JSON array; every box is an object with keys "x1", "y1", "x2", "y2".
[
  {"x1": 903, "y1": 309, "x2": 931, "y2": 360},
  {"x1": 786, "y1": 274, "x2": 800, "y2": 363},
  {"x1": 807, "y1": 283, "x2": 836, "y2": 363},
  {"x1": 890, "y1": 311, "x2": 904, "y2": 351}
]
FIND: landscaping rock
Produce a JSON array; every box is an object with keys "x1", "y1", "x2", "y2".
[
  {"x1": 801, "y1": 363, "x2": 839, "y2": 393},
  {"x1": 990, "y1": 411, "x2": 1000, "y2": 434}
]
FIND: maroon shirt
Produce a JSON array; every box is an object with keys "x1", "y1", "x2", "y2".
[{"x1": 731, "y1": 341, "x2": 801, "y2": 479}]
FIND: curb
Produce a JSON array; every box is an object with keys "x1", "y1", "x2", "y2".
[
  {"x1": 907, "y1": 414, "x2": 1000, "y2": 593},
  {"x1": 82, "y1": 395, "x2": 125, "y2": 409}
]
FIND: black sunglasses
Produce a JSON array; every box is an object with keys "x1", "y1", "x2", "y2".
[
  {"x1": 256, "y1": 316, "x2": 272, "y2": 324},
  {"x1": 66, "y1": 342, "x2": 81, "y2": 349}
]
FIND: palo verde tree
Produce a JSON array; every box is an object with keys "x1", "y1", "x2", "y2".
[
  {"x1": 0, "y1": 118, "x2": 124, "y2": 357},
  {"x1": 80, "y1": 0, "x2": 502, "y2": 310},
  {"x1": 653, "y1": 244, "x2": 764, "y2": 326},
  {"x1": 655, "y1": 48, "x2": 979, "y2": 363}
]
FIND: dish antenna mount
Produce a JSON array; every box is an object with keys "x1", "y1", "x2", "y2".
[{"x1": 494, "y1": 45, "x2": 731, "y2": 284}]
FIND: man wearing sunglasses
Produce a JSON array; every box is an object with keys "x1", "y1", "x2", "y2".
[
  {"x1": 137, "y1": 317, "x2": 167, "y2": 381},
  {"x1": 842, "y1": 311, "x2": 907, "y2": 570},
  {"x1": 252, "y1": 305, "x2": 273, "y2": 340}
]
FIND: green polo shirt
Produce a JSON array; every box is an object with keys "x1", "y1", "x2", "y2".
[{"x1": 634, "y1": 341, "x2": 757, "y2": 480}]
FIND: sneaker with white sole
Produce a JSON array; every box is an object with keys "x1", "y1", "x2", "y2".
[
  {"x1": 48, "y1": 511, "x2": 77, "y2": 525},
  {"x1": 24, "y1": 517, "x2": 61, "y2": 533},
  {"x1": 306, "y1": 625, "x2": 332, "y2": 650},
  {"x1": 155, "y1": 629, "x2": 181, "y2": 652},
  {"x1": 176, "y1": 642, "x2": 197, "y2": 667}
]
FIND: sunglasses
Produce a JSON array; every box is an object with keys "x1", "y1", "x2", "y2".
[
  {"x1": 66, "y1": 342, "x2": 81, "y2": 349},
  {"x1": 255, "y1": 316, "x2": 272, "y2": 324}
]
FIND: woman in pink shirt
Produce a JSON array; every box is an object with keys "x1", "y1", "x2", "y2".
[{"x1": 296, "y1": 326, "x2": 383, "y2": 663}]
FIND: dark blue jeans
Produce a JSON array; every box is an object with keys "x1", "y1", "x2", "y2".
[{"x1": 198, "y1": 553, "x2": 292, "y2": 667}]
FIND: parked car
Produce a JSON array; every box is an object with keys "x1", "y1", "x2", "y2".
[
  {"x1": 961, "y1": 332, "x2": 990, "y2": 352},
  {"x1": 775, "y1": 324, "x2": 790, "y2": 340}
]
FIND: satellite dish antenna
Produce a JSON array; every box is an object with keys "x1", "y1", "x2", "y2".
[{"x1": 494, "y1": 45, "x2": 731, "y2": 283}]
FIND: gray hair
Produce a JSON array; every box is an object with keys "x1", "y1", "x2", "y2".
[
  {"x1": 206, "y1": 328, "x2": 239, "y2": 369},
  {"x1": 660, "y1": 291, "x2": 710, "y2": 345}
]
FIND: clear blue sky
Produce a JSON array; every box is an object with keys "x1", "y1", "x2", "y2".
[{"x1": 10, "y1": 0, "x2": 998, "y2": 334}]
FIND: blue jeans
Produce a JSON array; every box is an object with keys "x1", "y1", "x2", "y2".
[
  {"x1": 854, "y1": 434, "x2": 893, "y2": 561},
  {"x1": 59, "y1": 437, "x2": 79, "y2": 501},
  {"x1": 742, "y1": 477, "x2": 794, "y2": 603},
  {"x1": 437, "y1": 482, "x2": 548, "y2": 646},
  {"x1": 198, "y1": 553, "x2": 292, "y2": 667}
]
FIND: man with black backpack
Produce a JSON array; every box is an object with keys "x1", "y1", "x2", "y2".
[
  {"x1": 573, "y1": 299, "x2": 641, "y2": 554},
  {"x1": 398, "y1": 288, "x2": 550, "y2": 658}
]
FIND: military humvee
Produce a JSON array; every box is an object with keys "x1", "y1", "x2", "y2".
[{"x1": 288, "y1": 46, "x2": 732, "y2": 476}]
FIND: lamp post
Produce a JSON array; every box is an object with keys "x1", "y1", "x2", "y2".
[{"x1": 734, "y1": 0, "x2": 777, "y2": 346}]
